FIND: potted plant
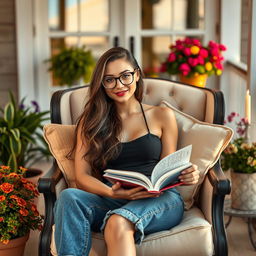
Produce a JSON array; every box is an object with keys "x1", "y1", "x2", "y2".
[
  {"x1": 46, "y1": 45, "x2": 95, "y2": 86},
  {"x1": 221, "y1": 112, "x2": 256, "y2": 210},
  {"x1": 0, "y1": 165, "x2": 43, "y2": 255},
  {"x1": 0, "y1": 92, "x2": 51, "y2": 179},
  {"x1": 160, "y1": 37, "x2": 227, "y2": 87}
]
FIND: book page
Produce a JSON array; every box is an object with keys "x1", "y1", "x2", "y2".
[
  {"x1": 151, "y1": 145, "x2": 192, "y2": 185},
  {"x1": 103, "y1": 169, "x2": 152, "y2": 188}
]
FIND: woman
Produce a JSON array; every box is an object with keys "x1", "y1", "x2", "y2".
[{"x1": 54, "y1": 47, "x2": 200, "y2": 256}]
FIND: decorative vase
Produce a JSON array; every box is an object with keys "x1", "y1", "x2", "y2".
[
  {"x1": 231, "y1": 171, "x2": 256, "y2": 210},
  {"x1": 0, "y1": 233, "x2": 29, "y2": 256},
  {"x1": 179, "y1": 74, "x2": 208, "y2": 87}
]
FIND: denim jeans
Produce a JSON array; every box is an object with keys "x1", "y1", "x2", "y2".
[{"x1": 54, "y1": 187, "x2": 184, "y2": 256}]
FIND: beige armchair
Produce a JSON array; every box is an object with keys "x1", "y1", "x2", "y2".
[{"x1": 39, "y1": 78, "x2": 232, "y2": 256}]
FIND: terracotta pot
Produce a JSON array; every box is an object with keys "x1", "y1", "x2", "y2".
[
  {"x1": 179, "y1": 74, "x2": 208, "y2": 87},
  {"x1": 231, "y1": 171, "x2": 256, "y2": 210},
  {"x1": 0, "y1": 233, "x2": 29, "y2": 256},
  {"x1": 24, "y1": 168, "x2": 43, "y2": 185}
]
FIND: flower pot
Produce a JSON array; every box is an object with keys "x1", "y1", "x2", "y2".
[
  {"x1": 179, "y1": 74, "x2": 208, "y2": 87},
  {"x1": 24, "y1": 168, "x2": 43, "y2": 185},
  {"x1": 0, "y1": 233, "x2": 29, "y2": 256},
  {"x1": 231, "y1": 171, "x2": 256, "y2": 210}
]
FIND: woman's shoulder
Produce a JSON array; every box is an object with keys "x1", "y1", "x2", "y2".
[{"x1": 142, "y1": 103, "x2": 175, "y2": 121}]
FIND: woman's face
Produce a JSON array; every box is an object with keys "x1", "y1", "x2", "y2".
[{"x1": 102, "y1": 58, "x2": 140, "y2": 103}]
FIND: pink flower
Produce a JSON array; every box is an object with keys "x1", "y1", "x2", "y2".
[
  {"x1": 188, "y1": 57, "x2": 198, "y2": 67},
  {"x1": 168, "y1": 52, "x2": 176, "y2": 62},
  {"x1": 208, "y1": 40, "x2": 218, "y2": 48},
  {"x1": 184, "y1": 38, "x2": 192, "y2": 44},
  {"x1": 176, "y1": 44, "x2": 184, "y2": 50},
  {"x1": 210, "y1": 48, "x2": 219, "y2": 57},
  {"x1": 183, "y1": 47, "x2": 191, "y2": 56},
  {"x1": 179, "y1": 63, "x2": 191, "y2": 76},
  {"x1": 175, "y1": 39, "x2": 183, "y2": 45},
  {"x1": 214, "y1": 62, "x2": 223, "y2": 70},
  {"x1": 192, "y1": 39, "x2": 201, "y2": 46},
  {"x1": 219, "y1": 44, "x2": 227, "y2": 51},
  {"x1": 199, "y1": 48, "x2": 208, "y2": 58},
  {"x1": 196, "y1": 56, "x2": 205, "y2": 65}
]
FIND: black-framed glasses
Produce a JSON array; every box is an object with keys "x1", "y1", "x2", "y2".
[{"x1": 102, "y1": 69, "x2": 137, "y2": 89}]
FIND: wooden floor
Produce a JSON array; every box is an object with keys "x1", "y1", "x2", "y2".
[{"x1": 24, "y1": 161, "x2": 256, "y2": 256}]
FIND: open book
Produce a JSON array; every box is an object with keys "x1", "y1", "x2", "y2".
[{"x1": 103, "y1": 145, "x2": 192, "y2": 193}]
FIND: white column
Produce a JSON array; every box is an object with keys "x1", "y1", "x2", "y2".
[{"x1": 15, "y1": 0, "x2": 36, "y2": 103}]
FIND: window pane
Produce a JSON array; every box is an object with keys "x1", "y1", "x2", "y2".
[
  {"x1": 80, "y1": 0, "x2": 109, "y2": 32},
  {"x1": 141, "y1": 0, "x2": 204, "y2": 30},
  {"x1": 80, "y1": 36, "x2": 109, "y2": 60},
  {"x1": 142, "y1": 36, "x2": 172, "y2": 78},
  {"x1": 141, "y1": 0, "x2": 172, "y2": 30},
  {"x1": 48, "y1": 0, "x2": 78, "y2": 32},
  {"x1": 174, "y1": 0, "x2": 204, "y2": 30}
]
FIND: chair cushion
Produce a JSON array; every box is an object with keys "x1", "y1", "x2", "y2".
[
  {"x1": 43, "y1": 103, "x2": 233, "y2": 208},
  {"x1": 50, "y1": 207, "x2": 214, "y2": 256},
  {"x1": 159, "y1": 100, "x2": 233, "y2": 208},
  {"x1": 43, "y1": 124, "x2": 77, "y2": 188}
]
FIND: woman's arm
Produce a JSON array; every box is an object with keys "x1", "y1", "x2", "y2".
[
  {"x1": 158, "y1": 106, "x2": 199, "y2": 185},
  {"x1": 74, "y1": 124, "x2": 159, "y2": 199}
]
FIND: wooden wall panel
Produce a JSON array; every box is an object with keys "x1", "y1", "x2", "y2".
[{"x1": 0, "y1": 0, "x2": 17, "y2": 108}]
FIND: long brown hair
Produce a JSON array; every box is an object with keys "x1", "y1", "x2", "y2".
[{"x1": 71, "y1": 47, "x2": 144, "y2": 179}]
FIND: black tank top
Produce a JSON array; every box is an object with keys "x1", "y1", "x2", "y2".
[{"x1": 105, "y1": 103, "x2": 162, "y2": 177}]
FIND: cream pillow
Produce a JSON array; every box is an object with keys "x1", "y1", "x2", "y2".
[
  {"x1": 43, "y1": 124, "x2": 77, "y2": 188},
  {"x1": 159, "y1": 100, "x2": 233, "y2": 209}
]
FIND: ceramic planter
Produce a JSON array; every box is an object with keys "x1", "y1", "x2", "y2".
[{"x1": 231, "y1": 171, "x2": 256, "y2": 210}]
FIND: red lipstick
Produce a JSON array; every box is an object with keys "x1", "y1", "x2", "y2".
[{"x1": 115, "y1": 90, "x2": 128, "y2": 97}]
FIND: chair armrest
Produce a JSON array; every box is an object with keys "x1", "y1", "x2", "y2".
[
  {"x1": 203, "y1": 161, "x2": 231, "y2": 256},
  {"x1": 38, "y1": 161, "x2": 64, "y2": 256}
]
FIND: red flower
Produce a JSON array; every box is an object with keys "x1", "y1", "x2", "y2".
[
  {"x1": 168, "y1": 52, "x2": 176, "y2": 62},
  {"x1": 0, "y1": 195, "x2": 6, "y2": 201},
  {"x1": 8, "y1": 173, "x2": 19, "y2": 178},
  {"x1": 196, "y1": 56, "x2": 205, "y2": 65},
  {"x1": 17, "y1": 198, "x2": 27, "y2": 207},
  {"x1": 0, "y1": 183, "x2": 14, "y2": 193},
  {"x1": 0, "y1": 166, "x2": 10, "y2": 170},
  {"x1": 219, "y1": 44, "x2": 227, "y2": 51},
  {"x1": 199, "y1": 48, "x2": 208, "y2": 58},
  {"x1": 21, "y1": 178, "x2": 28, "y2": 183},
  {"x1": 23, "y1": 183, "x2": 36, "y2": 192},
  {"x1": 0, "y1": 217, "x2": 4, "y2": 222},
  {"x1": 188, "y1": 57, "x2": 198, "y2": 67},
  {"x1": 19, "y1": 209, "x2": 29, "y2": 216},
  {"x1": 179, "y1": 63, "x2": 191, "y2": 76},
  {"x1": 183, "y1": 47, "x2": 191, "y2": 56}
]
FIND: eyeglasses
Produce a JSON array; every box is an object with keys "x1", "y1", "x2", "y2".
[{"x1": 102, "y1": 69, "x2": 137, "y2": 89}]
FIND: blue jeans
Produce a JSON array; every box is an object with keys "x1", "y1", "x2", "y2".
[{"x1": 54, "y1": 187, "x2": 184, "y2": 256}]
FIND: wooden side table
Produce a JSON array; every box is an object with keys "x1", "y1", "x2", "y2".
[{"x1": 224, "y1": 200, "x2": 256, "y2": 250}]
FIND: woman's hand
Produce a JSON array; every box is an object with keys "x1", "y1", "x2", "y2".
[
  {"x1": 110, "y1": 182, "x2": 160, "y2": 200},
  {"x1": 179, "y1": 164, "x2": 200, "y2": 185}
]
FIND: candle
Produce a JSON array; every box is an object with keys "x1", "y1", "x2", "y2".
[{"x1": 245, "y1": 90, "x2": 251, "y2": 124}]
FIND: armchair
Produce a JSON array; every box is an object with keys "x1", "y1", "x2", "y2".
[{"x1": 38, "y1": 78, "x2": 232, "y2": 256}]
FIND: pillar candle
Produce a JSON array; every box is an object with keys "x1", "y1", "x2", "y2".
[{"x1": 245, "y1": 90, "x2": 251, "y2": 124}]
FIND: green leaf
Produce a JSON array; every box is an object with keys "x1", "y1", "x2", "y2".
[
  {"x1": 9, "y1": 134, "x2": 21, "y2": 155},
  {"x1": 4, "y1": 102, "x2": 14, "y2": 123},
  {"x1": 10, "y1": 128, "x2": 20, "y2": 141}
]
